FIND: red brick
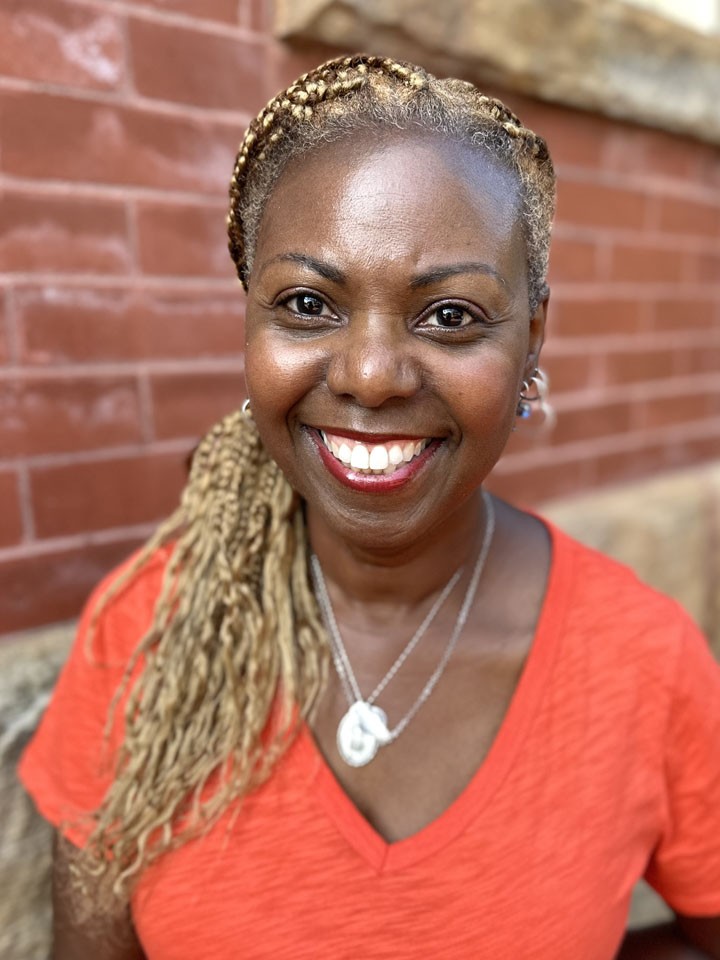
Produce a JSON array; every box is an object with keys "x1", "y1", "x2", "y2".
[
  {"x1": 551, "y1": 298, "x2": 647, "y2": 337},
  {"x1": 652, "y1": 297, "x2": 718, "y2": 330},
  {"x1": 16, "y1": 285, "x2": 245, "y2": 363},
  {"x1": 0, "y1": 91, "x2": 240, "y2": 193},
  {"x1": 659, "y1": 197, "x2": 720, "y2": 238},
  {"x1": 0, "y1": 0, "x2": 125, "y2": 90},
  {"x1": 547, "y1": 237, "x2": 599, "y2": 283},
  {"x1": 519, "y1": 102, "x2": 610, "y2": 169},
  {"x1": 640, "y1": 392, "x2": 710, "y2": 430},
  {"x1": 0, "y1": 375, "x2": 142, "y2": 456},
  {"x1": 592, "y1": 442, "x2": 670, "y2": 489},
  {"x1": 677, "y1": 433, "x2": 720, "y2": 462},
  {"x1": 120, "y1": 0, "x2": 240, "y2": 22},
  {"x1": 697, "y1": 146, "x2": 720, "y2": 190},
  {"x1": 486, "y1": 457, "x2": 591, "y2": 506},
  {"x1": 130, "y1": 18, "x2": 265, "y2": 111},
  {"x1": 540, "y1": 352, "x2": 594, "y2": 394},
  {"x1": 602, "y1": 348, "x2": 677, "y2": 385},
  {"x1": 555, "y1": 180, "x2": 647, "y2": 231},
  {"x1": 609, "y1": 244, "x2": 686, "y2": 284},
  {"x1": 0, "y1": 192, "x2": 131, "y2": 275},
  {"x1": 31, "y1": 451, "x2": 187, "y2": 537},
  {"x1": 675, "y1": 346, "x2": 720, "y2": 377},
  {"x1": 242, "y1": 0, "x2": 268, "y2": 32},
  {"x1": 0, "y1": 538, "x2": 142, "y2": 635},
  {"x1": 551, "y1": 400, "x2": 633, "y2": 446},
  {"x1": 0, "y1": 295, "x2": 10, "y2": 364},
  {"x1": 136, "y1": 202, "x2": 232, "y2": 278},
  {"x1": 151, "y1": 370, "x2": 244, "y2": 439},
  {"x1": 604, "y1": 126, "x2": 698, "y2": 180},
  {"x1": 0, "y1": 471, "x2": 23, "y2": 547},
  {"x1": 694, "y1": 253, "x2": 720, "y2": 283}
]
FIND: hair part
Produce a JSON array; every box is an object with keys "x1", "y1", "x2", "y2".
[{"x1": 228, "y1": 55, "x2": 556, "y2": 313}]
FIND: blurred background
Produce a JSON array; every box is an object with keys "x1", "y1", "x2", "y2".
[{"x1": 0, "y1": 0, "x2": 719, "y2": 956}]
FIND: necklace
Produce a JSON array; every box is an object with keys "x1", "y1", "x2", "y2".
[{"x1": 310, "y1": 490, "x2": 495, "y2": 767}]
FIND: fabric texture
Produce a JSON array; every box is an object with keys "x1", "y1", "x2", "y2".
[{"x1": 19, "y1": 520, "x2": 720, "y2": 960}]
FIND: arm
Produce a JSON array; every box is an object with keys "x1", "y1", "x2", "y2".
[
  {"x1": 616, "y1": 916, "x2": 720, "y2": 960},
  {"x1": 52, "y1": 833, "x2": 146, "y2": 960}
]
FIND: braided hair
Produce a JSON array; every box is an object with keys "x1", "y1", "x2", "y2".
[
  {"x1": 83, "y1": 55, "x2": 556, "y2": 894},
  {"x1": 228, "y1": 54, "x2": 555, "y2": 312}
]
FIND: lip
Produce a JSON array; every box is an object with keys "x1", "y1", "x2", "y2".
[{"x1": 307, "y1": 427, "x2": 442, "y2": 493}]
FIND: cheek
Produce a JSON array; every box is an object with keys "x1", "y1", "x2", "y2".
[
  {"x1": 243, "y1": 325, "x2": 323, "y2": 452},
  {"x1": 449, "y1": 348, "x2": 523, "y2": 444}
]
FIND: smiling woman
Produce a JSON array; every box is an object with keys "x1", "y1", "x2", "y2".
[{"x1": 18, "y1": 55, "x2": 720, "y2": 960}]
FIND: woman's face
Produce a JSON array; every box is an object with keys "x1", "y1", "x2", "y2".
[{"x1": 244, "y1": 131, "x2": 547, "y2": 554}]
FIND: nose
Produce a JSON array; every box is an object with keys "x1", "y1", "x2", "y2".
[{"x1": 325, "y1": 315, "x2": 423, "y2": 408}]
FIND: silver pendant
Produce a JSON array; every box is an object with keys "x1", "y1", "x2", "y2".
[{"x1": 336, "y1": 701, "x2": 391, "y2": 767}]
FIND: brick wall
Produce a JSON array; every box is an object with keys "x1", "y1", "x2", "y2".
[{"x1": 1, "y1": 0, "x2": 719, "y2": 636}]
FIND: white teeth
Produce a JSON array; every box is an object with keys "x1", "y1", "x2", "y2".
[
  {"x1": 369, "y1": 445, "x2": 389, "y2": 470},
  {"x1": 350, "y1": 445, "x2": 370, "y2": 469},
  {"x1": 319, "y1": 430, "x2": 432, "y2": 475}
]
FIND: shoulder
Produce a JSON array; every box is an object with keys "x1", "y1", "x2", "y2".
[{"x1": 541, "y1": 516, "x2": 696, "y2": 674}]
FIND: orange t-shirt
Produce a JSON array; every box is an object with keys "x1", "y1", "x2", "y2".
[{"x1": 19, "y1": 520, "x2": 720, "y2": 959}]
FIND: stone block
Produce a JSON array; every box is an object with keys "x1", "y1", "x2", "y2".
[{"x1": 0, "y1": 624, "x2": 73, "y2": 960}]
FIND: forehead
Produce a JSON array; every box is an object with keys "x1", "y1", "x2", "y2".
[{"x1": 253, "y1": 130, "x2": 527, "y2": 287}]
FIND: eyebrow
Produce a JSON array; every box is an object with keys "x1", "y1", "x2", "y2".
[
  {"x1": 263, "y1": 253, "x2": 346, "y2": 285},
  {"x1": 409, "y1": 262, "x2": 508, "y2": 289}
]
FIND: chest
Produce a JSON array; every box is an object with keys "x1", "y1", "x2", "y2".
[{"x1": 309, "y1": 637, "x2": 530, "y2": 842}]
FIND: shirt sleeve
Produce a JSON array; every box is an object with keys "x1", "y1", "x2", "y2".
[
  {"x1": 17, "y1": 550, "x2": 164, "y2": 847},
  {"x1": 643, "y1": 617, "x2": 720, "y2": 915}
]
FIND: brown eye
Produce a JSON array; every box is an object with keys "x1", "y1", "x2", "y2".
[
  {"x1": 292, "y1": 294, "x2": 326, "y2": 316},
  {"x1": 424, "y1": 305, "x2": 474, "y2": 328}
]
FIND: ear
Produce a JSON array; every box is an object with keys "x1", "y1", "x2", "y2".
[{"x1": 524, "y1": 288, "x2": 549, "y2": 381}]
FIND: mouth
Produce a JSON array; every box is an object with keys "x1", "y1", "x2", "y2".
[
  {"x1": 320, "y1": 430, "x2": 431, "y2": 474},
  {"x1": 307, "y1": 427, "x2": 442, "y2": 492}
]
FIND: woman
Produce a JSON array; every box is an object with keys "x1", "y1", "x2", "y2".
[{"x1": 20, "y1": 55, "x2": 720, "y2": 959}]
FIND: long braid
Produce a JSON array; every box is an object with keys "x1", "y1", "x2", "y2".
[
  {"x1": 84, "y1": 410, "x2": 327, "y2": 891},
  {"x1": 83, "y1": 54, "x2": 556, "y2": 894}
]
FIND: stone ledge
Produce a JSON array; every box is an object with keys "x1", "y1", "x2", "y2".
[{"x1": 275, "y1": 0, "x2": 720, "y2": 145}]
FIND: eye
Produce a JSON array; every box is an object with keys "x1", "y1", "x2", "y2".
[
  {"x1": 283, "y1": 293, "x2": 334, "y2": 317},
  {"x1": 419, "y1": 304, "x2": 478, "y2": 329}
]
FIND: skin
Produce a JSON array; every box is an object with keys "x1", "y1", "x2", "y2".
[{"x1": 51, "y1": 130, "x2": 720, "y2": 959}]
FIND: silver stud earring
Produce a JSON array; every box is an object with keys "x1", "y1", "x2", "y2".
[{"x1": 516, "y1": 368, "x2": 555, "y2": 430}]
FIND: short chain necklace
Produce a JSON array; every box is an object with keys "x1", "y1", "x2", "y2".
[{"x1": 310, "y1": 490, "x2": 495, "y2": 767}]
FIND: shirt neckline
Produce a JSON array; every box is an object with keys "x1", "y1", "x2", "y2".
[{"x1": 296, "y1": 517, "x2": 575, "y2": 874}]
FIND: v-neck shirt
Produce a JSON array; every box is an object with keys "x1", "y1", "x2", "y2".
[{"x1": 19, "y1": 519, "x2": 720, "y2": 959}]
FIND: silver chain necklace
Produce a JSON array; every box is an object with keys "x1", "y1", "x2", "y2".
[{"x1": 310, "y1": 490, "x2": 495, "y2": 767}]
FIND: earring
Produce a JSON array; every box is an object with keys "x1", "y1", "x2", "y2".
[
  {"x1": 516, "y1": 368, "x2": 555, "y2": 430},
  {"x1": 241, "y1": 398, "x2": 251, "y2": 414}
]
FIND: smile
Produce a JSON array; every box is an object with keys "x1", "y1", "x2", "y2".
[{"x1": 319, "y1": 431, "x2": 431, "y2": 475}]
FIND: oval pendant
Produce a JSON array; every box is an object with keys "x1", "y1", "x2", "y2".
[{"x1": 336, "y1": 701, "x2": 390, "y2": 767}]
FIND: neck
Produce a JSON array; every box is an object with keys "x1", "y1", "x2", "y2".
[{"x1": 306, "y1": 490, "x2": 490, "y2": 619}]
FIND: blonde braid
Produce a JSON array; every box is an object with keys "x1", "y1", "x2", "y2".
[{"x1": 84, "y1": 410, "x2": 328, "y2": 892}]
